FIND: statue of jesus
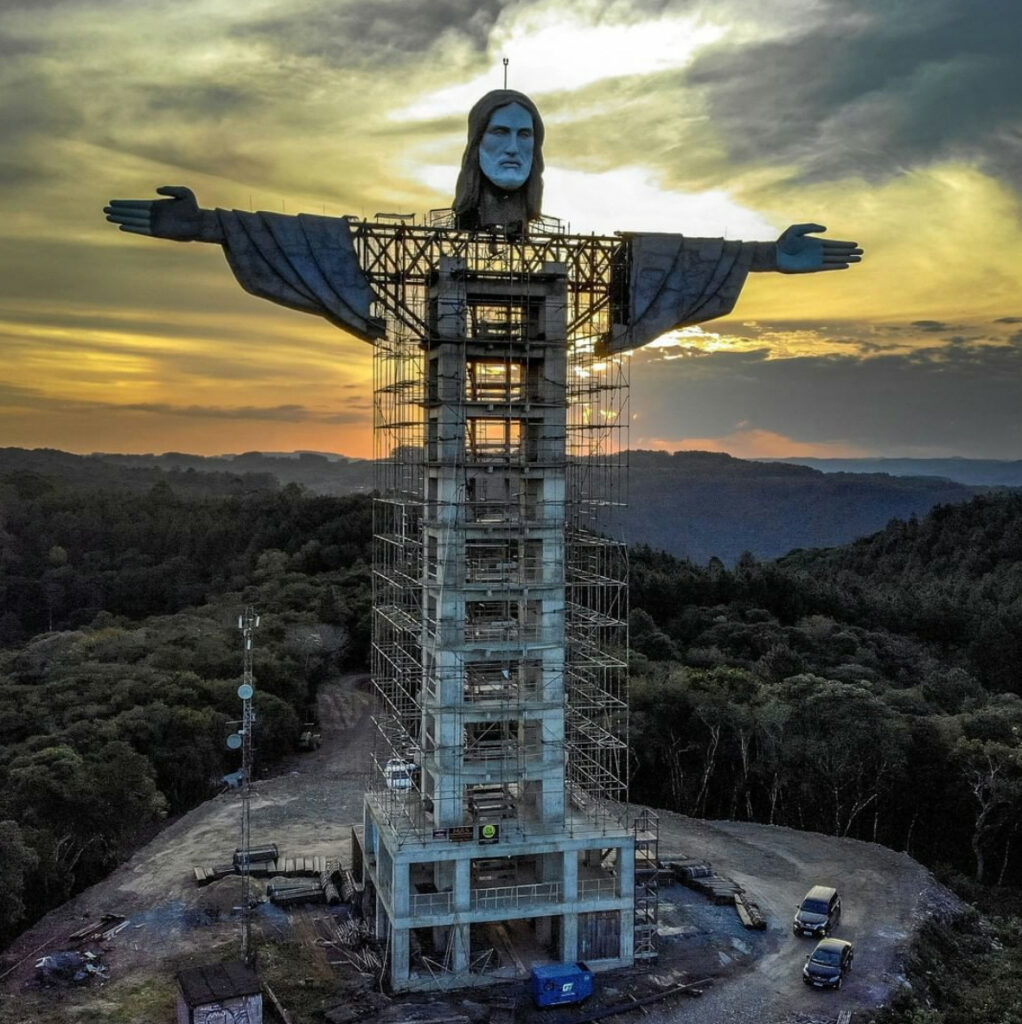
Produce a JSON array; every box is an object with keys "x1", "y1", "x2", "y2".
[{"x1": 104, "y1": 89, "x2": 861, "y2": 352}]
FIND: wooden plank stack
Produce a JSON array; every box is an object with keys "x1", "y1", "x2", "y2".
[
  {"x1": 734, "y1": 892, "x2": 767, "y2": 930},
  {"x1": 669, "y1": 857, "x2": 769, "y2": 928},
  {"x1": 686, "y1": 873, "x2": 744, "y2": 905}
]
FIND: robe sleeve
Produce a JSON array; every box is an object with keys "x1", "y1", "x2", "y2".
[
  {"x1": 216, "y1": 210, "x2": 385, "y2": 342},
  {"x1": 601, "y1": 234, "x2": 755, "y2": 355}
]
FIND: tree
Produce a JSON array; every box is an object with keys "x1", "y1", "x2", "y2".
[
  {"x1": 952, "y1": 702, "x2": 1022, "y2": 883},
  {"x1": 0, "y1": 820, "x2": 38, "y2": 940}
]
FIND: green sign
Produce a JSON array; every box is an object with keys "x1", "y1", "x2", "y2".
[{"x1": 479, "y1": 823, "x2": 499, "y2": 844}]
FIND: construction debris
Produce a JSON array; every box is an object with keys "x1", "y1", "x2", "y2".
[
  {"x1": 267, "y1": 878, "x2": 326, "y2": 907},
  {"x1": 667, "y1": 859, "x2": 712, "y2": 881},
  {"x1": 66, "y1": 914, "x2": 127, "y2": 945},
  {"x1": 34, "y1": 950, "x2": 109, "y2": 987},
  {"x1": 555, "y1": 979, "x2": 711, "y2": 1023},
  {"x1": 192, "y1": 851, "x2": 334, "y2": 888},
  {"x1": 234, "y1": 844, "x2": 280, "y2": 869},
  {"x1": 323, "y1": 989, "x2": 391, "y2": 1024}
]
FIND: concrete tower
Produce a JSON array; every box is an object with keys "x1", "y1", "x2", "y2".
[{"x1": 353, "y1": 222, "x2": 651, "y2": 991}]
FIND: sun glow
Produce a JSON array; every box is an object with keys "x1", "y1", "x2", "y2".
[{"x1": 397, "y1": 8, "x2": 726, "y2": 121}]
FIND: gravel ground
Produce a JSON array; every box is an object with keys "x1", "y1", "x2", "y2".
[
  {"x1": 0, "y1": 675, "x2": 959, "y2": 1024},
  {"x1": 638, "y1": 814, "x2": 956, "y2": 1024}
]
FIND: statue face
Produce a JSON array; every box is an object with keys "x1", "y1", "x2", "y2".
[{"x1": 478, "y1": 102, "x2": 534, "y2": 192}]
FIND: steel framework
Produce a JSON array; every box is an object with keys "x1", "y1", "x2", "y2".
[{"x1": 361, "y1": 221, "x2": 629, "y2": 842}]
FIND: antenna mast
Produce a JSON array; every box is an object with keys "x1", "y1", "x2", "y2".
[
  {"x1": 237, "y1": 606, "x2": 259, "y2": 964},
  {"x1": 503, "y1": 57, "x2": 509, "y2": 89}
]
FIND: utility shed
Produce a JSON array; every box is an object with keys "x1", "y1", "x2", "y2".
[{"x1": 176, "y1": 961, "x2": 263, "y2": 1024}]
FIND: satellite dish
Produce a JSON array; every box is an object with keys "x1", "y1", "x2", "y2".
[
  {"x1": 226, "y1": 733, "x2": 243, "y2": 750},
  {"x1": 238, "y1": 683, "x2": 254, "y2": 700}
]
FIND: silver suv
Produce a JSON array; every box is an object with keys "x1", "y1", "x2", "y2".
[{"x1": 792, "y1": 885, "x2": 841, "y2": 937}]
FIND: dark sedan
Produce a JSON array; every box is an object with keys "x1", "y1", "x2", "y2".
[{"x1": 802, "y1": 937, "x2": 854, "y2": 989}]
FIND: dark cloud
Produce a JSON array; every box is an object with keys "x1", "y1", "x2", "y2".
[
  {"x1": 632, "y1": 336, "x2": 1022, "y2": 456},
  {"x1": 0, "y1": 382, "x2": 366, "y2": 424},
  {"x1": 140, "y1": 83, "x2": 257, "y2": 119},
  {"x1": 0, "y1": 158, "x2": 58, "y2": 186},
  {"x1": 0, "y1": 32, "x2": 43, "y2": 58},
  {"x1": 124, "y1": 401, "x2": 369, "y2": 424},
  {"x1": 685, "y1": 0, "x2": 1022, "y2": 191},
  {"x1": 0, "y1": 71, "x2": 84, "y2": 142},
  {"x1": 994, "y1": 316, "x2": 1022, "y2": 323},
  {"x1": 234, "y1": 0, "x2": 509, "y2": 67},
  {"x1": 123, "y1": 402, "x2": 309, "y2": 421},
  {"x1": 910, "y1": 320, "x2": 951, "y2": 332}
]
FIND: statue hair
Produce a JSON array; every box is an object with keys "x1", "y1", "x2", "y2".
[{"x1": 453, "y1": 90, "x2": 545, "y2": 226}]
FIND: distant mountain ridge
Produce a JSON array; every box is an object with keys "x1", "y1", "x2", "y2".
[
  {"x1": 618, "y1": 449, "x2": 983, "y2": 563},
  {"x1": 759, "y1": 456, "x2": 1022, "y2": 487},
  {"x1": 1, "y1": 447, "x2": 1001, "y2": 564}
]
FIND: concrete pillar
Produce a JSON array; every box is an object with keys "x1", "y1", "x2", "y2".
[
  {"x1": 375, "y1": 891, "x2": 387, "y2": 940},
  {"x1": 539, "y1": 852, "x2": 560, "y2": 884},
  {"x1": 562, "y1": 848, "x2": 578, "y2": 901},
  {"x1": 363, "y1": 807, "x2": 377, "y2": 858},
  {"x1": 391, "y1": 927, "x2": 410, "y2": 986},
  {"x1": 449, "y1": 923, "x2": 470, "y2": 972},
  {"x1": 394, "y1": 860, "x2": 410, "y2": 918},
  {"x1": 619, "y1": 909, "x2": 634, "y2": 961},
  {"x1": 434, "y1": 858, "x2": 454, "y2": 893},
  {"x1": 560, "y1": 912, "x2": 578, "y2": 963},
  {"x1": 618, "y1": 841, "x2": 635, "y2": 898},
  {"x1": 454, "y1": 856, "x2": 471, "y2": 912}
]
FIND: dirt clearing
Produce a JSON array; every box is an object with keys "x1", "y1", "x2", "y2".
[{"x1": 0, "y1": 675, "x2": 955, "y2": 1023}]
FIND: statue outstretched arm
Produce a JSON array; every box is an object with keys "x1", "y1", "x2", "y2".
[
  {"x1": 104, "y1": 186, "x2": 224, "y2": 243},
  {"x1": 602, "y1": 224, "x2": 864, "y2": 355},
  {"x1": 104, "y1": 186, "x2": 383, "y2": 341},
  {"x1": 750, "y1": 223, "x2": 863, "y2": 273}
]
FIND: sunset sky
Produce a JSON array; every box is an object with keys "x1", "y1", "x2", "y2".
[{"x1": 1, "y1": 0, "x2": 1020, "y2": 460}]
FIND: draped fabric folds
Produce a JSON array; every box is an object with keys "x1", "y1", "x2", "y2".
[
  {"x1": 604, "y1": 234, "x2": 755, "y2": 355},
  {"x1": 216, "y1": 213, "x2": 753, "y2": 353},
  {"x1": 217, "y1": 210, "x2": 384, "y2": 342}
]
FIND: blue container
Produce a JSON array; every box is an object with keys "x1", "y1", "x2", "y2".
[{"x1": 530, "y1": 962, "x2": 594, "y2": 1007}]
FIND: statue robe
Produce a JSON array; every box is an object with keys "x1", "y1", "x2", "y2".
[{"x1": 214, "y1": 210, "x2": 755, "y2": 352}]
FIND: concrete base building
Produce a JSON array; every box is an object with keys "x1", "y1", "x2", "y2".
[{"x1": 350, "y1": 222, "x2": 656, "y2": 991}]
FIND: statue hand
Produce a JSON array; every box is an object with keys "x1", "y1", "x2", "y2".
[
  {"x1": 776, "y1": 223, "x2": 863, "y2": 273},
  {"x1": 104, "y1": 186, "x2": 205, "y2": 241}
]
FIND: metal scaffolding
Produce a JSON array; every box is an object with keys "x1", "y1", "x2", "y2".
[{"x1": 361, "y1": 220, "x2": 629, "y2": 846}]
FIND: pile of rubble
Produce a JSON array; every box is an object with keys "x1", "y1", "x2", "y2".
[{"x1": 34, "y1": 950, "x2": 108, "y2": 987}]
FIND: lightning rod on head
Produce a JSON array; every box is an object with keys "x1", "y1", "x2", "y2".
[{"x1": 503, "y1": 57, "x2": 509, "y2": 89}]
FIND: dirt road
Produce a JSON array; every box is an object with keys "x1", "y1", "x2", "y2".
[
  {"x1": 1, "y1": 676, "x2": 953, "y2": 1023},
  {"x1": 647, "y1": 814, "x2": 952, "y2": 1024}
]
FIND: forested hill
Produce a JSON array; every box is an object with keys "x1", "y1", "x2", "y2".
[
  {"x1": 2, "y1": 458, "x2": 1022, "y2": 967},
  {"x1": 762, "y1": 455, "x2": 1022, "y2": 487},
  {"x1": 775, "y1": 492, "x2": 1022, "y2": 691},
  {"x1": 627, "y1": 489, "x2": 1022, "y2": 894},
  {"x1": 621, "y1": 449, "x2": 981, "y2": 562},
  {"x1": 2, "y1": 447, "x2": 990, "y2": 564},
  {"x1": 0, "y1": 446, "x2": 281, "y2": 496},
  {"x1": 0, "y1": 474, "x2": 374, "y2": 946}
]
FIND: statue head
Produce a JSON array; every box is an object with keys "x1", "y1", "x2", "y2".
[{"x1": 453, "y1": 89, "x2": 545, "y2": 230}]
